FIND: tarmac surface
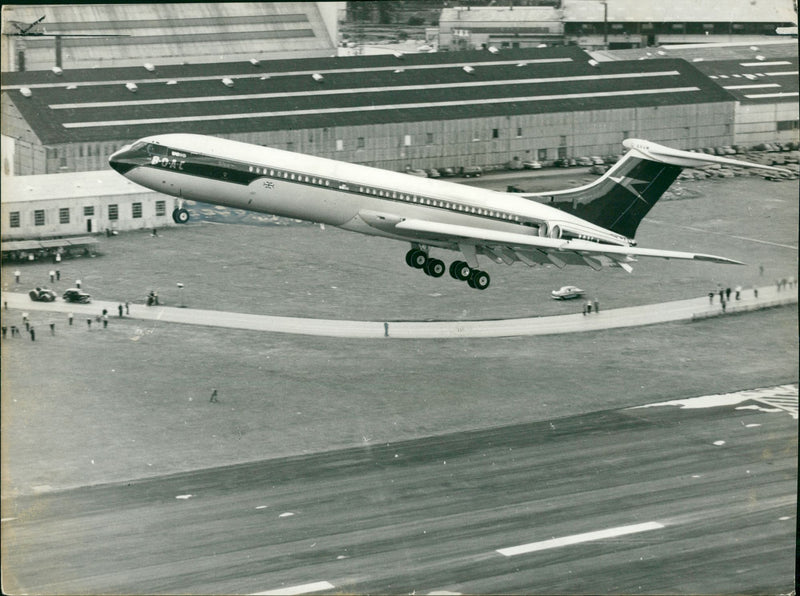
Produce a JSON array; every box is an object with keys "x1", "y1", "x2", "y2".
[
  {"x1": 2, "y1": 386, "x2": 796, "y2": 594},
  {"x1": 2, "y1": 284, "x2": 795, "y2": 339}
]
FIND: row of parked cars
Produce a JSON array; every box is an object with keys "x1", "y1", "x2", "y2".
[
  {"x1": 29, "y1": 287, "x2": 92, "y2": 303},
  {"x1": 405, "y1": 142, "x2": 799, "y2": 180}
]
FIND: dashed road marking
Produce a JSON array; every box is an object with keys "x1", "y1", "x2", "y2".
[
  {"x1": 497, "y1": 521, "x2": 664, "y2": 557},
  {"x1": 251, "y1": 580, "x2": 335, "y2": 595}
]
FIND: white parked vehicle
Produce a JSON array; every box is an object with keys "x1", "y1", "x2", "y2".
[{"x1": 551, "y1": 285, "x2": 585, "y2": 300}]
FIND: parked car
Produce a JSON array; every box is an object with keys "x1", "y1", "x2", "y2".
[
  {"x1": 437, "y1": 167, "x2": 456, "y2": 177},
  {"x1": 522, "y1": 160, "x2": 542, "y2": 169},
  {"x1": 506, "y1": 184, "x2": 526, "y2": 193},
  {"x1": 425, "y1": 168, "x2": 441, "y2": 178},
  {"x1": 29, "y1": 287, "x2": 57, "y2": 302},
  {"x1": 575, "y1": 156, "x2": 594, "y2": 166},
  {"x1": 62, "y1": 288, "x2": 92, "y2": 303},
  {"x1": 506, "y1": 158, "x2": 524, "y2": 170},
  {"x1": 405, "y1": 168, "x2": 428, "y2": 177},
  {"x1": 554, "y1": 158, "x2": 576, "y2": 168},
  {"x1": 590, "y1": 156, "x2": 605, "y2": 165},
  {"x1": 589, "y1": 164, "x2": 610, "y2": 175},
  {"x1": 551, "y1": 285, "x2": 585, "y2": 300},
  {"x1": 460, "y1": 165, "x2": 483, "y2": 178}
]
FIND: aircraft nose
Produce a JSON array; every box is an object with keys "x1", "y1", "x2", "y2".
[{"x1": 108, "y1": 144, "x2": 136, "y2": 175}]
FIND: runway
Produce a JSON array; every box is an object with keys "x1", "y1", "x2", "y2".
[
  {"x1": 2, "y1": 284, "x2": 795, "y2": 339},
  {"x1": 2, "y1": 386, "x2": 796, "y2": 594}
]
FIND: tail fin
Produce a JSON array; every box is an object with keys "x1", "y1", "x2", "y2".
[{"x1": 521, "y1": 139, "x2": 786, "y2": 240}]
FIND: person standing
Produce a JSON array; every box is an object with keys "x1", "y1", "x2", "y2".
[
  {"x1": 68, "y1": 312, "x2": 74, "y2": 326},
  {"x1": 708, "y1": 291, "x2": 714, "y2": 304},
  {"x1": 14, "y1": 270, "x2": 21, "y2": 284},
  {"x1": 118, "y1": 304, "x2": 124, "y2": 318},
  {"x1": 49, "y1": 322, "x2": 55, "y2": 335},
  {"x1": 125, "y1": 301, "x2": 130, "y2": 315},
  {"x1": 210, "y1": 389, "x2": 219, "y2": 403},
  {"x1": 103, "y1": 313, "x2": 108, "y2": 329},
  {"x1": 29, "y1": 326, "x2": 35, "y2": 342}
]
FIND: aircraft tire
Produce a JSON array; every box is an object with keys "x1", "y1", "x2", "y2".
[
  {"x1": 408, "y1": 249, "x2": 427, "y2": 269},
  {"x1": 469, "y1": 269, "x2": 490, "y2": 290},
  {"x1": 425, "y1": 258, "x2": 445, "y2": 278},
  {"x1": 173, "y1": 208, "x2": 190, "y2": 224},
  {"x1": 450, "y1": 261, "x2": 471, "y2": 281}
]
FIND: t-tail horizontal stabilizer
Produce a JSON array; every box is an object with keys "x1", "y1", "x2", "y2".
[{"x1": 623, "y1": 139, "x2": 791, "y2": 172}]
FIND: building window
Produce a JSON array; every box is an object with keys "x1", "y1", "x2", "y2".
[
  {"x1": 84, "y1": 206, "x2": 94, "y2": 216},
  {"x1": 357, "y1": 137, "x2": 365, "y2": 149},
  {"x1": 155, "y1": 200, "x2": 166, "y2": 216},
  {"x1": 59, "y1": 208, "x2": 70, "y2": 224},
  {"x1": 46, "y1": 148, "x2": 57, "y2": 160},
  {"x1": 287, "y1": 142, "x2": 294, "y2": 152},
  {"x1": 336, "y1": 139, "x2": 344, "y2": 151},
  {"x1": 516, "y1": 127, "x2": 522, "y2": 137},
  {"x1": 34, "y1": 210, "x2": 45, "y2": 226},
  {"x1": 426, "y1": 133, "x2": 434, "y2": 144},
  {"x1": 777, "y1": 120, "x2": 799, "y2": 131},
  {"x1": 9, "y1": 211, "x2": 20, "y2": 228},
  {"x1": 538, "y1": 148, "x2": 548, "y2": 161},
  {"x1": 109, "y1": 204, "x2": 119, "y2": 220},
  {"x1": 492, "y1": 128, "x2": 499, "y2": 139},
  {"x1": 404, "y1": 135, "x2": 412, "y2": 146},
  {"x1": 132, "y1": 203, "x2": 143, "y2": 218}
]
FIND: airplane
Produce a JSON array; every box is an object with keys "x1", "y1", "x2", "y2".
[{"x1": 109, "y1": 134, "x2": 785, "y2": 290}]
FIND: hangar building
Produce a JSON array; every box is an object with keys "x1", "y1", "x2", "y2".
[
  {"x1": 2, "y1": 45, "x2": 740, "y2": 178},
  {"x1": 1, "y1": 2, "x2": 343, "y2": 71}
]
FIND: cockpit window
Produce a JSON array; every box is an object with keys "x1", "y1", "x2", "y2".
[{"x1": 146, "y1": 143, "x2": 168, "y2": 156}]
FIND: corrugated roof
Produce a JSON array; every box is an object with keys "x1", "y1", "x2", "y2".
[
  {"x1": 591, "y1": 43, "x2": 798, "y2": 104},
  {"x1": 2, "y1": 47, "x2": 736, "y2": 146},
  {"x1": 561, "y1": 0, "x2": 797, "y2": 23}
]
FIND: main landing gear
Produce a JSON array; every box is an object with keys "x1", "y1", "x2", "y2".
[
  {"x1": 405, "y1": 248, "x2": 490, "y2": 290},
  {"x1": 172, "y1": 207, "x2": 190, "y2": 224}
]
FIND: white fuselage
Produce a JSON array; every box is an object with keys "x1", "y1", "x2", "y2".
[{"x1": 114, "y1": 133, "x2": 629, "y2": 247}]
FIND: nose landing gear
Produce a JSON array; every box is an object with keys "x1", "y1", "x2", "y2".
[{"x1": 404, "y1": 250, "x2": 490, "y2": 290}]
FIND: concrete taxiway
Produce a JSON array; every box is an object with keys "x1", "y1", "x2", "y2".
[
  {"x1": 2, "y1": 386, "x2": 796, "y2": 594},
  {"x1": 2, "y1": 284, "x2": 795, "y2": 339}
]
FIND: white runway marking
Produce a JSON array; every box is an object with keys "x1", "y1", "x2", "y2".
[
  {"x1": 497, "y1": 521, "x2": 664, "y2": 557},
  {"x1": 632, "y1": 385, "x2": 798, "y2": 419},
  {"x1": 251, "y1": 580, "x2": 335, "y2": 595}
]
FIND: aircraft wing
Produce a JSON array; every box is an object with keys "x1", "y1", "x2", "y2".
[{"x1": 393, "y1": 218, "x2": 744, "y2": 270}]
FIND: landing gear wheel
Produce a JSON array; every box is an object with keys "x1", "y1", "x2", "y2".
[
  {"x1": 424, "y1": 258, "x2": 445, "y2": 278},
  {"x1": 406, "y1": 249, "x2": 427, "y2": 269},
  {"x1": 449, "y1": 260, "x2": 471, "y2": 281},
  {"x1": 468, "y1": 269, "x2": 490, "y2": 290},
  {"x1": 172, "y1": 208, "x2": 190, "y2": 224}
]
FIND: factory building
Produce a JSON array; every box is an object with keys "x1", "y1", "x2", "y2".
[
  {"x1": 438, "y1": 0, "x2": 797, "y2": 51},
  {"x1": 2, "y1": 45, "x2": 741, "y2": 178},
  {"x1": 1, "y1": 3, "x2": 343, "y2": 71}
]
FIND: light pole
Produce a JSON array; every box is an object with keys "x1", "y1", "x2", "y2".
[{"x1": 177, "y1": 282, "x2": 184, "y2": 307}]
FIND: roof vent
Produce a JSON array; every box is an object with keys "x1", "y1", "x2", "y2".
[
  {"x1": 750, "y1": 46, "x2": 759, "y2": 51},
  {"x1": 588, "y1": 59, "x2": 599, "y2": 67},
  {"x1": 516, "y1": 62, "x2": 526, "y2": 67},
  {"x1": 259, "y1": 74, "x2": 270, "y2": 80},
  {"x1": 488, "y1": 46, "x2": 499, "y2": 54},
  {"x1": 144, "y1": 62, "x2": 155, "y2": 72},
  {"x1": 393, "y1": 51, "x2": 404, "y2": 59},
  {"x1": 692, "y1": 58, "x2": 704, "y2": 62},
  {"x1": 755, "y1": 55, "x2": 765, "y2": 61},
  {"x1": 656, "y1": 50, "x2": 666, "y2": 56},
  {"x1": 312, "y1": 73, "x2": 324, "y2": 82},
  {"x1": 125, "y1": 82, "x2": 138, "y2": 92},
  {"x1": 462, "y1": 65, "x2": 475, "y2": 74},
  {"x1": 222, "y1": 77, "x2": 235, "y2": 87},
  {"x1": 20, "y1": 87, "x2": 32, "y2": 97},
  {"x1": 394, "y1": 68, "x2": 405, "y2": 74},
  {"x1": 51, "y1": 66, "x2": 63, "y2": 75},
  {"x1": 249, "y1": 58, "x2": 260, "y2": 66},
  {"x1": 66, "y1": 84, "x2": 77, "y2": 90},
  {"x1": 166, "y1": 80, "x2": 177, "y2": 85},
  {"x1": 537, "y1": 43, "x2": 547, "y2": 48}
]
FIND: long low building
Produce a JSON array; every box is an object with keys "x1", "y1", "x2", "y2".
[
  {"x1": 0, "y1": 170, "x2": 173, "y2": 242},
  {"x1": 2, "y1": 45, "x2": 740, "y2": 177}
]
